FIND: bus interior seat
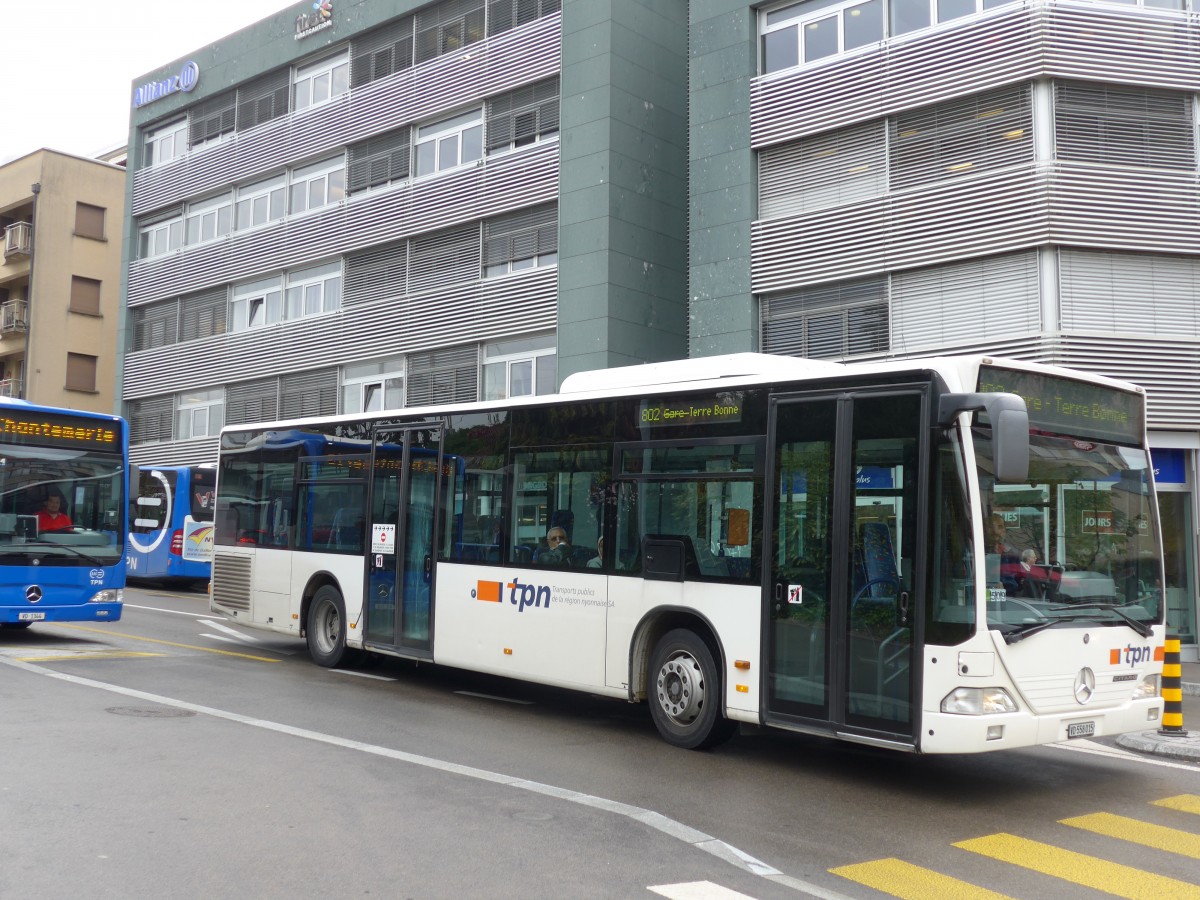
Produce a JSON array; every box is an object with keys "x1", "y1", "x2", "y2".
[{"x1": 858, "y1": 522, "x2": 899, "y2": 599}]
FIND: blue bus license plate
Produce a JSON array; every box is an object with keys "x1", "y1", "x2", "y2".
[{"x1": 1067, "y1": 722, "x2": 1095, "y2": 739}]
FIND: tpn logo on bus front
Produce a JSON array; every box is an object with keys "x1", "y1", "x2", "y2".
[{"x1": 473, "y1": 579, "x2": 551, "y2": 613}]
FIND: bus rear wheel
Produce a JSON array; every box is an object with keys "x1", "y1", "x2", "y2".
[
  {"x1": 648, "y1": 628, "x2": 736, "y2": 750},
  {"x1": 307, "y1": 585, "x2": 348, "y2": 668}
]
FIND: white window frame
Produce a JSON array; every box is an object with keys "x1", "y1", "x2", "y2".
[
  {"x1": 230, "y1": 276, "x2": 284, "y2": 333},
  {"x1": 235, "y1": 175, "x2": 287, "y2": 232},
  {"x1": 144, "y1": 119, "x2": 187, "y2": 168},
  {"x1": 285, "y1": 261, "x2": 342, "y2": 321},
  {"x1": 184, "y1": 193, "x2": 234, "y2": 247},
  {"x1": 414, "y1": 109, "x2": 484, "y2": 178},
  {"x1": 176, "y1": 388, "x2": 225, "y2": 440},
  {"x1": 139, "y1": 216, "x2": 184, "y2": 259},
  {"x1": 341, "y1": 355, "x2": 406, "y2": 414},
  {"x1": 289, "y1": 156, "x2": 347, "y2": 215},
  {"x1": 482, "y1": 333, "x2": 557, "y2": 400},
  {"x1": 293, "y1": 52, "x2": 350, "y2": 112},
  {"x1": 485, "y1": 250, "x2": 558, "y2": 278}
]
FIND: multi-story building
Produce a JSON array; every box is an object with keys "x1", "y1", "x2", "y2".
[
  {"x1": 119, "y1": 0, "x2": 1199, "y2": 654},
  {"x1": 1, "y1": 149, "x2": 125, "y2": 411}
]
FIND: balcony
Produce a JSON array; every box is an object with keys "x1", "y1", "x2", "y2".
[
  {"x1": 0, "y1": 378, "x2": 22, "y2": 398},
  {"x1": 1, "y1": 299, "x2": 27, "y2": 333},
  {"x1": 3, "y1": 222, "x2": 31, "y2": 259}
]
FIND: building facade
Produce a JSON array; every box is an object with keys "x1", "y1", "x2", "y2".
[
  {"x1": 120, "y1": 0, "x2": 1200, "y2": 655},
  {"x1": 1, "y1": 150, "x2": 125, "y2": 411}
]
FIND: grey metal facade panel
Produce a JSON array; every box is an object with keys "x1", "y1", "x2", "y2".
[
  {"x1": 122, "y1": 267, "x2": 558, "y2": 402},
  {"x1": 1049, "y1": 167, "x2": 1200, "y2": 254},
  {"x1": 749, "y1": 1, "x2": 1200, "y2": 151},
  {"x1": 130, "y1": 437, "x2": 219, "y2": 467},
  {"x1": 127, "y1": 142, "x2": 558, "y2": 307},
  {"x1": 130, "y1": 13, "x2": 562, "y2": 217}
]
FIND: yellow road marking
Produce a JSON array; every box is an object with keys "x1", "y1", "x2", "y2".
[
  {"x1": 47, "y1": 623, "x2": 280, "y2": 663},
  {"x1": 954, "y1": 833, "x2": 1200, "y2": 899},
  {"x1": 829, "y1": 858, "x2": 1014, "y2": 900},
  {"x1": 18, "y1": 651, "x2": 166, "y2": 662},
  {"x1": 1062, "y1": 812, "x2": 1200, "y2": 859},
  {"x1": 1155, "y1": 795, "x2": 1200, "y2": 816}
]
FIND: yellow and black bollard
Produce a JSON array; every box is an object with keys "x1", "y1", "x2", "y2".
[{"x1": 1158, "y1": 636, "x2": 1188, "y2": 736}]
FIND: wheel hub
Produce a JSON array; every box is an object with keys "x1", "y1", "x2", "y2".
[{"x1": 656, "y1": 652, "x2": 704, "y2": 724}]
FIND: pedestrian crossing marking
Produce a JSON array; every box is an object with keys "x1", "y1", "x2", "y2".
[
  {"x1": 954, "y1": 833, "x2": 1200, "y2": 900},
  {"x1": 648, "y1": 882, "x2": 756, "y2": 899},
  {"x1": 828, "y1": 858, "x2": 1014, "y2": 900},
  {"x1": 1061, "y1": 811, "x2": 1200, "y2": 859},
  {"x1": 1154, "y1": 795, "x2": 1200, "y2": 816}
]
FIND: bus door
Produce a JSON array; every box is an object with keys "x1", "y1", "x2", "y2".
[
  {"x1": 365, "y1": 425, "x2": 444, "y2": 655},
  {"x1": 765, "y1": 388, "x2": 926, "y2": 744}
]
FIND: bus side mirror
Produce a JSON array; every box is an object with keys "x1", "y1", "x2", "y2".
[{"x1": 938, "y1": 392, "x2": 1029, "y2": 484}]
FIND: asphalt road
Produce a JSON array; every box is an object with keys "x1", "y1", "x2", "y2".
[{"x1": 2, "y1": 585, "x2": 1199, "y2": 899}]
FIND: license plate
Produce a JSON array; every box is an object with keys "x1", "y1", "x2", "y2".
[
  {"x1": 17, "y1": 612, "x2": 45, "y2": 621},
  {"x1": 1067, "y1": 721, "x2": 1095, "y2": 739}
]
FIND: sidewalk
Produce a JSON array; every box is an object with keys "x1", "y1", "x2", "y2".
[{"x1": 1114, "y1": 661, "x2": 1200, "y2": 761}]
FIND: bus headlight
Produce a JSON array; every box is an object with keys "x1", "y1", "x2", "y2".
[
  {"x1": 1132, "y1": 674, "x2": 1160, "y2": 700},
  {"x1": 941, "y1": 687, "x2": 1018, "y2": 715},
  {"x1": 89, "y1": 589, "x2": 123, "y2": 604}
]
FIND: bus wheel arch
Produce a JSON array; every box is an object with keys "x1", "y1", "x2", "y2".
[{"x1": 303, "y1": 576, "x2": 349, "y2": 668}]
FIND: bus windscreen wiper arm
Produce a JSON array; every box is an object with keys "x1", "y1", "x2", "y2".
[{"x1": 1049, "y1": 603, "x2": 1154, "y2": 638}]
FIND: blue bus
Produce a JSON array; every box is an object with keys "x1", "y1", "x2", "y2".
[
  {"x1": 0, "y1": 399, "x2": 128, "y2": 628},
  {"x1": 127, "y1": 464, "x2": 215, "y2": 588}
]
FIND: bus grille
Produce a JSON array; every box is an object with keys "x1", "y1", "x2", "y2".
[{"x1": 212, "y1": 552, "x2": 252, "y2": 612}]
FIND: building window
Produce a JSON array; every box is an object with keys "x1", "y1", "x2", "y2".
[
  {"x1": 486, "y1": 77, "x2": 560, "y2": 155},
  {"x1": 144, "y1": 119, "x2": 187, "y2": 168},
  {"x1": 177, "y1": 388, "x2": 224, "y2": 440},
  {"x1": 341, "y1": 356, "x2": 405, "y2": 413},
  {"x1": 483, "y1": 333, "x2": 556, "y2": 400},
  {"x1": 230, "y1": 276, "x2": 283, "y2": 332},
  {"x1": 139, "y1": 214, "x2": 183, "y2": 258},
  {"x1": 761, "y1": 278, "x2": 889, "y2": 360},
  {"x1": 130, "y1": 300, "x2": 179, "y2": 352},
  {"x1": 66, "y1": 353, "x2": 98, "y2": 393},
  {"x1": 189, "y1": 91, "x2": 237, "y2": 149},
  {"x1": 487, "y1": 0, "x2": 561, "y2": 36},
  {"x1": 235, "y1": 175, "x2": 288, "y2": 231},
  {"x1": 129, "y1": 396, "x2": 175, "y2": 445},
  {"x1": 483, "y1": 203, "x2": 558, "y2": 277},
  {"x1": 75, "y1": 203, "x2": 106, "y2": 241},
  {"x1": 1055, "y1": 81, "x2": 1195, "y2": 171},
  {"x1": 185, "y1": 193, "x2": 234, "y2": 246},
  {"x1": 285, "y1": 261, "x2": 342, "y2": 320},
  {"x1": 414, "y1": 109, "x2": 483, "y2": 177},
  {"x1": 289, "y1": 157, "x2": 347, "y2": 214},
  {"x1": 69, "y1": 276, "x2": 102, "y2": 316},
  {"x1": 293, "y1": 52, "x2": 350, "y2": 112},
  {"x1": 347, "y1": 127, "x2": 411, "y2": 194},
  {"x1": 414, "y1": 0, "x2": 485, "y2": 65}
]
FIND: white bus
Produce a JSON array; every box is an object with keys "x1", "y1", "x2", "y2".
[{"x1": 210, "y1": 353, "x2": 1165, "y2": 752}]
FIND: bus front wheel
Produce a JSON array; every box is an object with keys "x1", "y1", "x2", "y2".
[
  {"x1": 648, "y1": 628, "x2": 736, "y2": 750},
  {"x1": 307, "y1": 585, "x2": 348, "y2": 668}
]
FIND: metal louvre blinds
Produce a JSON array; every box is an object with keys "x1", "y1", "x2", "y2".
[
  {"x1": 351, "y1": 16, "x2": 415, "y2": 88},
  {"x1": 406, "y1": 344, "x2": 479, "y2": 406},
  {"x1": 409, "y1": 224, "x2": 481, "y2": 293},
  {"x1": 179, "y1": 287, "x2": 229, "y2": 343},
  {"x1": 487, "y1": 0, "x2": 561, "y2": 36},
  {"x1": 1055, "y1": 81, "x2": 1194, "y2": 170},
  {"x1": 761, "y1": 278, "x2": 888, "y2": 360},
  {"x1": 348, "y1": 127, "x2": 412, "y2": 194},
  {"x1": 129, "y1": 396, "x2": 175, "y2": 445},
  {"x1": 891, "y1": 85, "x2": 1033, "y2": 191},
  {"x1": 280, "y1": 368, "x2": 338, "y2": 420},
  {"x1": 415, "y1": 0, "x2": 486, "y2": 66},
  {"x1": 131, "y1": 301, "x2": 179, "y2": 353},
  {"x1": 237, "y1": 69, "x2": 291, "y2": 133},
  {"x1": 189, "y1": 92, "x2": 236, "y2": 147},
  {"x1": 486, "y1": 77, "x2": 559, "y2": 150},
  {"x1": 891, "y1": 251, "x2": 1039, "y2": 354},
  {"x1": 759, "y1": 121, "x2": 885, "y2": 219},
  {"x1": 483, "y1": 202, "x2": 556, "y2": 265},
  {"x1": 131, "y1": 438, "x2": 219, "y2": 467},
  {"x1": 1059, "y1": 249, "x2": 1200, "y2": 337},
  {"x1": 345, "y1": 240, "x2": 408, "y2": 307},
  {"x1": 226, "y1": 378, "x2": 279, "y2": 427}
]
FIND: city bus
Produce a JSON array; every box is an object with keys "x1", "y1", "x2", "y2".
[
  {"x1": 127, "y1": 464, "x2": 216, "y2": 588},
  {"x1": 0, "y1": 398, "x2": 128, "y2": 628},
  {"x1": 210, "y1": 353, "x2": 1166, "y2": 752}
]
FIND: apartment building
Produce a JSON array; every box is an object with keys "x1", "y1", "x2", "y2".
[
  {"x1": 120, "y1": 0, "x2": 1200, "y2": 652},
  {"x1": 0, "y1": 150, "x2": 125, "y2": 411}
]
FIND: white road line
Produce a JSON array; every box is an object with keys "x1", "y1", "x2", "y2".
[
  {"x1": 204, "y1": 620, "x2": 261, "y2": 642},
  {"x1": 455, "y1": 690, "x2": 534, "y2": 705},
  {"x1": 330, "y1": 669, "x2": 397, "y2": 681},
  {"x1": 649, "y1": 882, "x2": 756, "y2": 899},
  {"x1": 1049, "y1": 738, "x2": 1200, "y2": 771},
  {"x1": 124, "y1": 603, "x2": 222, "y2": 620},
  {"x1": 0, "y1": 654, "x2": 850, "y2": 899}
]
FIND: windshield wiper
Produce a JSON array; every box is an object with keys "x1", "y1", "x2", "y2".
[
  {"x1": 996, "y1": 616, "x2": 1085, "y2": 645},
  {"x1": 1050, "y1": 603, "x2": 1154, "y2": 638},
  {"x1": 18, "y1": 541, "x2": 109, "y2": 567}
]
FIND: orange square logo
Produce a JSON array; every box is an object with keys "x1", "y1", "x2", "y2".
[
  {"x1": 1110, "y1": 649, "x2": 1121, "y2": 665},
  {"x1": 475, "y1": 581, "x2": 502, "y2": 602},
  {"x1": 1155, "y1": 646, "x2": 1165, "y2": 661}
]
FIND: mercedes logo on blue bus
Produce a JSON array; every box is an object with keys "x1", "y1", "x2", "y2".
[{"x1": 25, "y1": 585, "x2": 43, "y2": 604}]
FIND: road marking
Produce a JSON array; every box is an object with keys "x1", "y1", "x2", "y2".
[
  {"x1": 330, "y1": 669, "x2": 397, "y2": 682},
  {"x1": 18, "y1": 651, "x2": 166, "y2": 662},
  {"x1": 1049, "y1": 738, "x2": 1200, "y2": 772},
  {"x1": 1061, "y1": 811, "x2": 1200, "y2": 858},
  {"x1": 1154, "y1": 794, "x2": 1200, "y2": 816},
  {"x1": 46, "y1": 624, "x2": 281, "y2": 663},
  {"x1": 0, "y1": 654, "x2": 851, "y2": 900},
  {"x1": 829, "y1": 858, "x2": 1013, "y2": 900},
  {"x1": 954, "y1": 833, "x2": 1200, "y2": 899},
  {"x1": 124, "y1": 603, "x2": 223, "y2": 620},
  {"x1": 649, "y1": 881, "x2": 757, "y2": 899},
  {"x1": 455, "y1": 690, "x2": 533, "y2": 705},
  {"x1": 203, "y1": 620, "x2": 262, "y2": 642}
]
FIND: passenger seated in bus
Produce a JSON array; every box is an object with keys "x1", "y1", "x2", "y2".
[
  {"x1": 586, "y1": 537, "x2": 604, "y2": 569},
  {"x1": 539, "y1": 526, "x2": 572, "y2": 566},
  {"x1": 36, "y1": 492, "x2": 73, "y2": 533}
]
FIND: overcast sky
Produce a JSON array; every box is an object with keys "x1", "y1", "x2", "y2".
[{"x1": 4, "y1": 0, "x2": 295, "y2": 164}]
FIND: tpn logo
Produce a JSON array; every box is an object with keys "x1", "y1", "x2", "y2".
[
  {"x1": 473, "y1": 578, "x2": 551, "y2": 613},
  {"x1": 1110, "y1": 644, "x2": 1163, "y2": 667}
]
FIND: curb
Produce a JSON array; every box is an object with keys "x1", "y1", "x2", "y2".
[
  {"x1": 1116, "y1": 730, "x2": 1200, "y2": 761},
  {"x1": 1185, "y1": 681, "x2": 1200, "y2": 698}
]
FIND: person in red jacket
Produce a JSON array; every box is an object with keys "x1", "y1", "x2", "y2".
[{"x1": 36, "y1": 493, "x2": 72, "y2": 533}]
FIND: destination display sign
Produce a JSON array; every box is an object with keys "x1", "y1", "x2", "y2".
[
  {"x1": 977, "y1": 366, "x2": 1142, "y2": 444},
  {"x1": 639, "y1": 392, "x2": 744, "y2": 428},
  {"x1": 0, "y1": 411, "x2": 121, "y2": 451}
]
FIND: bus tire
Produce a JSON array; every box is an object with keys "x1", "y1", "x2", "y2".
[
  {"x1": 307, "y1": 585, "x2": 349, "y2": 668},
  {"x1": 648, "y1": 628, "x2": 736, "y2": 750}
]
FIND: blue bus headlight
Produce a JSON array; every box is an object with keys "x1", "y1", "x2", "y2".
[
  {"x1": 89, "y1": 589, "x2": 123, "y2": 604},
  {"x1": 941, "y1": 687, "x2": 1018, "y2": 715},
  {"x1": 1132, "y1": 674, "x2": 1160, "y2": 700}
]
